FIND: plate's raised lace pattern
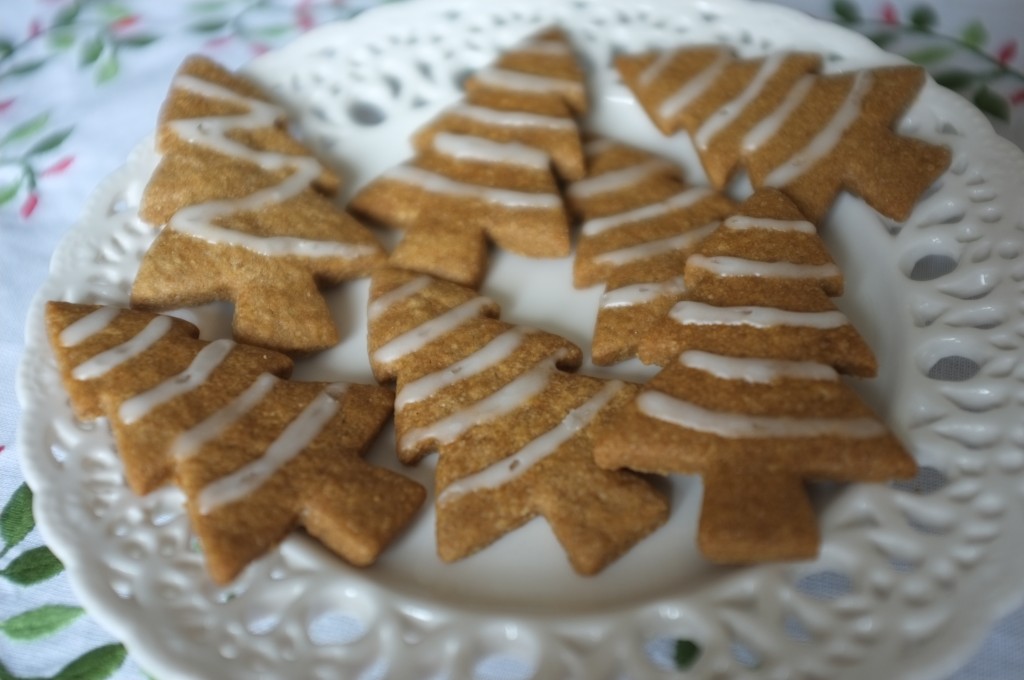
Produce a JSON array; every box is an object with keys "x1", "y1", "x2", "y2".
[{"x1": 18, "y1": 1, "x2": 1024, "y2": 679}]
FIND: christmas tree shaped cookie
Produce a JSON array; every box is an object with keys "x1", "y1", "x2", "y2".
[
  {"x1": 569, "y1": 136, "x2": 736, "y2": 364},
  {"x1": 639, "y1": 189, "x2": 877, "y2": 377},
  {"x1": 367, "y1": 267, "x2": 668, "y2": 575},
  {"x1": 45, "y1": 301, "x2": 425, "y2": 584},
  {"x1": 594, "y1": 190, "x2": 916, "y2": 562},
  {"x1": 349, "y1": 28, "x2": 587, "y2": 288},
  {"x1": 618, "y1": 47, "x2": 950, "y2": 222},
  {"x1": 133, "y1": 56, "x2": 386, "y2": 354}
]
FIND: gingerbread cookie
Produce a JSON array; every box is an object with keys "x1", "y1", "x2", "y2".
[
  {"x1": 45, "y1": 301, "x2": 294, "y2": 493},
  {"x1": 350, "y1": 27, "x2": 588, "y2": 288},
  {"x1": 639, "y1": 189, "x2": 877, "y2": 376},
  {"x1": 134, "y1": 55, "x2": 385, "y2": 354},
  {"x1": 618, "y1": 47, "x2": 950, "y2": 222},
  {"x1": 174, "y1": 378, "x2": 421, "y2": 584},
  {"x1": 594, "y1": 349, "x2": 915, "y2": 562},
  {"x1": 367, "y1": 267, "x2": 668, "y2": 575},
  {"x1": 45, "y1": 301, "x2": 425, "y2": 584},
  {"x1": 350, "y1": 132, "x2": 570, "y2": 288}
]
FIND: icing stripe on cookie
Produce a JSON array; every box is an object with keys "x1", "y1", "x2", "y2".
[
  {"x1": 368, "y1": 276, "x2": 432, "y2": 322},
  {"x1": 198, "y1": 383, "x2": 348, "y2": 514},
  {"x1": 686, "y1": 254, "x2": 840, "y2": 279},
  {"x1": 512, "y1": 39, "x2": 572, "y2": 57},
  {"x1": 742, "y1": 74, "x2": 814, "y2": 153},
  {"x1": 168, "y1": 76, "x2": 378, "y2": 260},
  {"x1": 637, "y1": 390, "x2": 885, "y2": 438},
  {"x1": 399, "y1": 351, "x2": 566, "y2": 451},
  {"x1": 396, "y1": 327, "x2": 535, "y2": 411},
  {"x1": 118, "y1": 339, "x2": 235, "y2": 424},
  {"x1": 171, "y1": 373, "x2": 278, "y2": 460},
  {"x1": 679, "y1": 350, "x2": 839, "y2": 383},
  {"x1": 723, "y1": 215, "x2": 816, "y2": 234},
  {"x1": 438, "y1": 380, "x2": 624, "y2": 504},
  {"x1": 473, "y1": 67, "x2": 584, "y2": 99},
  {"x1": 600, "y1": 277, "x2": 687, "y2": 309},
  {"x1": 568, "y1": 159, "x2": 674, "y2": 199},
  {"x1": 581, "y1": 188, "x2": 713, "y2": 236},
  {"x1": 593, "y1": 221, "x2": 719, "y2": 267},
  {"x1": 383, "y1": 165, "x2": 562, "y2": 208},
  {"x1": 446, "y1": 104, "x2": 576, "y2": 130},
  {"x1": 669, "y1": 301, "x2": 848, "y2": 328},
  {"x1": 432, "y1": 132, "x2": 550, "y2": 169},
  {"x1": 694, "y1": 53, "x2": 786, "y2": 151},
  {"x1": 373, "y1": 296, "x2": 495, "y2": 368},
  {"x1": 638, "y1": 50, "x2": 678, "y2": 88},
  {"x1": 766, "y1": 72, "x2": 873, "y2": 188},
  {"x1": 59, "y1": 307, "x2": 122, "y2": 347},
  {"x1": 658, "y1": 47, "x2": 731, "y2": 120},
  {"x1": 72, "y1": 316, "x2": 173, "y2": 381}
]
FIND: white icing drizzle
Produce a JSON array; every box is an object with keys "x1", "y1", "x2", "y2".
[
  {"x1": 764, "y1": 71, "x2": 874, "y2": 187},
  {"x1": 593, "y1": 221, "x2": 719, "y2": 267},
  {"x1": 432, "y1": 132, "x2": 550, "y2": 169},
  {"x1": 383, "y1": 165, "x2": 561, "y2": 208},
  {"x1": 657, "y1": 47, "x2": 731, "y2": 120},
  {"x1": 446, "y1": 103, "x2": 576, "y2": 130},
  {"x1": 167, "y1": 75, "x2": 376, "y2": 260},
  {"x1": 395, "y1": 328, "x2": 534, "y2": 412},
  {"x1": 171, "y1": 373, "x2": 278, "y2": 460},
  {"x1": 686, "y1": 254, "x2": 840, "y2": 279},
  {"x1": 581, "y1": 187, "x2": 712, "y2": 237},
  {"x1": 600, "y1": 277, "x2": 687, "y2": 309},
  {"x1": 399, "y1": 352, "x2": 564, "y2": 451},
  {"x1": 638, "y1": 49, "x2": 677, "y2": 88},
  {"x1": 71, "y1": 316, "x2": 173, "y2": 381},
  {"x1": 513, "y1": 39, "x2": 572, "y2": 56},
  {"x1": 438, "y1": 380, "x2": 624, "y2": 504},
  {"x1": 473, "y1": 68, "x2": 584, "y2": 98},
  {"x1": 198, "y1": 383, "x2": 348, "y2": 514},
  {"x1": 568, "y1": 159, "x2": 674, "y2": 199},
  {"x1": 637, "y1": 390, "x2": 885, "y2": 439},
  {"x1": 367, "y1": 276, "x2": 432, "y2": 322},
  {"x1": 679, "y1": 350, "x2": 839, "y2": 383},
  {"x1": 59, "y1": 307, "x2": 121, "y2": 347},
  {"x1": 723, "y1": 215, "x2": 816, "y2": 234},
  {"x1": 694, "y1": 53, "x2": 786, "y2": 151},
  {"x1": 118, "y1": 339, "x2": 235, "y2": 425},
  {"x1": 373, "y1": 297, "x2": 494, "y2": 368},
  {"x1": 669, "y1": 300, "x2": 849, "y2": 329},
  {"x1": 742, "y1": 74, "x2": 815, "y2": 153}
]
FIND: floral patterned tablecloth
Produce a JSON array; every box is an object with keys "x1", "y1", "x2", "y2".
[{"x1": 1, "y1": 1, "x2": 1022, "y2": 678}]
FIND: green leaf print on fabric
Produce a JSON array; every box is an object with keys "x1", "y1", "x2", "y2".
[
  {"x1": 0, "y1": 546, "x2": 64, "y2": 585},
  {"x1": 52, "y1": 644, "x2": 127, "y2": 680},
  {"x1": 0, "y1": 483, "x2": 34, "y2": 556},
  {"x1": 1, "y1": 605, "x2": 85, "y2": 641},
  {"x1": 1, "y1": 114, "x2": 51, "y2": 147}
]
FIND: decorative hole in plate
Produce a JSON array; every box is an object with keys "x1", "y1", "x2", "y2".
[
  {"x1": 909, "y1": 253, "x2": 959, "y2": 281},
  {"x1": 474, "y1": 655, "x2": 532, "y2": 680},
  {"x1": 306, "y1": 609, "x2": 366, "y2": 646},
  {"x1": 795, "y1": 571, "x2": 854, "y2": 601},
  {"x1": 927, "y1": 356, "x2": 981, "y2": 381}
]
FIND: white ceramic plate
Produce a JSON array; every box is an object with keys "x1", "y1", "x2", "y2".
[{"x1": 17, "y1": 0, "x2": 1024, "y2": 678}]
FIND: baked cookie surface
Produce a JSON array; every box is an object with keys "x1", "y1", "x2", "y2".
[{"x1": 134, "y1": 56, "x2": 385, "y2": 354}]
